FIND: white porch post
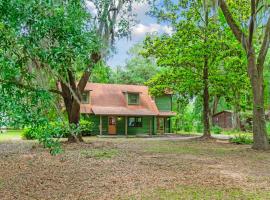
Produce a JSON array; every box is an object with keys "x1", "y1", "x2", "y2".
[
  {"x1": 99, "y1": 115, "x2": 102, "y2": 135},
  {"x1": 125, "y1": 116, "x2": 128, "y2": 136}
]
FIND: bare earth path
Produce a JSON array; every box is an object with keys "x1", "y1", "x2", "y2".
[{"x1": 0, "y1": 137, "x2": 270, "y2": 199}]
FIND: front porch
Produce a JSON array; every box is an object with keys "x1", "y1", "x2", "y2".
[{"x1": 83, "y1": 115, "x2": 172, "y2": 136}]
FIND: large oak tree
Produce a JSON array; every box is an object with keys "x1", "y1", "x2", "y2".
[{"x1": 217, "y1": 0, "x2": 270, "y2": 150}]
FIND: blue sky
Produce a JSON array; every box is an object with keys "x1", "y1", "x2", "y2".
[{"x1": 106, "y1": 2, "x2": 172, "y2": 67}]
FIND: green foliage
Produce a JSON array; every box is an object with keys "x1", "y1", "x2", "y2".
[
  {"x1": 79, "y1": 119, "x2": 94, "y2": 136},
  {"x1": 230, "y1": 134, "x2": 253, "y2": 145},
  {"x1": 90, "y1": 62, "x2": 111, "y2": 83},
  {"x1": 23, "y1": 119, "x2": 93, "y2": 140},
  {"x1": 211, "y1": 126, "x2": 222, "y2": 134},
  {"x1": 267, "y1": 122, "x2": 270, "y2": 136},
  {"x1": 196, "y1": 123, "x2": 204, "y2": 133},
  {"x1": 110, "y1": 43, "x2": 160, "y2": 85}
]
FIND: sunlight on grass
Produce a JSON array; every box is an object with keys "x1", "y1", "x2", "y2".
[
  {"x1": 132, "y1": 185, "x2": 270, "y2": 200},
  {"x1": 144, "y1": 141, "x2": 236, "y2": 156},
  {"x1": 0, "y1": 130, "x2": 23, "y2": 141}
]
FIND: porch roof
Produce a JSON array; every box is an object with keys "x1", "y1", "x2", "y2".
[{"x1": 91, "y1": 106, "x2": 157, "y2": 116}]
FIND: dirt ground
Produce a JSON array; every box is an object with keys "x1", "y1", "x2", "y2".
[{"x1": 0, "y1": 137, "x2": 270, "y2": 200}]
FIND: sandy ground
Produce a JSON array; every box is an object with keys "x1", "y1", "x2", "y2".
[{"x1": 0, "y1": 137, "x2": 270, "y2": 200}]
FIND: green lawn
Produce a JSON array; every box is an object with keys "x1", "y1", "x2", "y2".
[{"x1": 0, "y1": 130, "x2": 23, "y2": 141}]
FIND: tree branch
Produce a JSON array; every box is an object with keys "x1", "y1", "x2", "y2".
[
  {"x1": 0, "y1": 79, "x2": 63, "y2": 96},
  {"x1": 257, "y1": 16, "x2": 270, "y2": 69},
  {"x1": 248, "y1": 0, "x2": 256, "y2": 46},
  {"x1": 218, "y1": 0, "x2": 247, "y2": 51},
  {"x1": 77, "y1": 52, "x2": 101, "y2": 94}
]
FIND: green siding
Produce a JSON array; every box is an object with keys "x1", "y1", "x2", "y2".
[
  {"x1": 155, "y1": 95, "x2": 172, "y2": 111},
  {"x1": 83, "y1": 115, "x2": 156, "y2": 135},
  {"x1": 82, "y1": 115, "x2": 108, "y2": 135},
  {"x1": 127, "y1": 116, "x2": 152, "y2": 135}
]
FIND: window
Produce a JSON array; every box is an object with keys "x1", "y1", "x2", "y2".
[
  {"x1": 128, "y1": 117, "x2": 142, "y2": 127},
  {"x1": 81, "y1": 91, "x2": 90, "y2": 104},
  {"x1": 128, "y1": 93, "x2": 139, "y2": 105}
]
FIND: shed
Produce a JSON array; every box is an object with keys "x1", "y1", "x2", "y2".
[{"x1": 212, "y1": 110, "x2": 233, "y2": 129}]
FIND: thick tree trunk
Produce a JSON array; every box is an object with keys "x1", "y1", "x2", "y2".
[
  {"x1": 248, "y1": 53, "x2": 269, "y2": 150},
  {"x1": 61, "y1": 53, "x2": 101, "y2": 143},
  {"x1": 68, "y1": 101, "x2": 83, "y2": 143}
]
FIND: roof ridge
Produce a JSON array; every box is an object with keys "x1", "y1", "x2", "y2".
[{"x1": 88, "y1": 82, "x2": 148, "y2": 87}]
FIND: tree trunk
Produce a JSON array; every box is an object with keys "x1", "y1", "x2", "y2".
[
  {"x1": 68, "y1": 101, "x2": 83, "y2": 142},
  {"x1": 248, "y1": 52, "x2": 269, "y2": 150},
  {"x1": 202, "y1": 57, "x2": 211, "y2": 138},
  {"x1": 202, "y1": 8, "x2": 211, "y2": 138},
  {"x1": 60, "y1": 53, "x2": 101, "y2": 143}
]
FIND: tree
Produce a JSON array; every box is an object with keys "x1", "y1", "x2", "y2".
[
  {"x1": 110, "y1": 43, "x2": 160, "y2": 85},
  {"x1": 0, "y1": 0, "x2": 138, "y2": 142},
  {"x1": 218, "y1": 0, "x2": 270, "y2": 150},
  {"x1": 145, "y1": 0, "x2": 235, "y2": 138}
]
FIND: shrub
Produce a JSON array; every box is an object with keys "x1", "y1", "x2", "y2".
[
  {"x1": 196, "y1": 123, "x2": 203, "y2": 133},
  {"x1": 183, "y1": 122, "x2": 193, "y2": 132},
  {"x1": 266, "y1": 122, "x2": 270, "y2": 136},
  {"x1": 80, "y1": 119, "x2": 93, "y2": 136},
  {"x1": 23, "y1": 119, "x2": 94, "y2": 139},
  {"x1": 22, "y1": 128, "x2": 37, "y2": 140},
  {"x1": 230, "y1": 134, "x2": 253, "y2": 145},
  {"x1": 211, "y1": 125, "x2": 222, "y2": 134}
]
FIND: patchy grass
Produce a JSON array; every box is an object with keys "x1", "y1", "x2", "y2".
[
  {"x1": 131, "y1": 185, "x2": 270, "y2": 200},
  {"x1": 80, "y1": 148, "x2": 119, "y2": 159},
  {"x1": 0, "y1": 130, "x2": 23, "y2": 141},
  {"x1": 144, "y1": 140, "x2": 238, "y2": 156},
  {"x1": 0, "y1": 138, "x2": 270, "y2": 199}
]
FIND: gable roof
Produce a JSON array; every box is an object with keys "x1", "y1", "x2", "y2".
[
  {"x1": 80, "y1": 83, "x2": 160, "y2": 116},
  {"x1": 212, "y1": 110, "x2": 233, "y2": 117}
]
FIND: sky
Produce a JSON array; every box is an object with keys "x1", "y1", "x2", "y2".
[{"x1": 105, "y1": 2, "x2": 172, "y2": 68}]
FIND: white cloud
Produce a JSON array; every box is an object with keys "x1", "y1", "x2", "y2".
[{"x1": 132, "y1": 23, "x2": 173, "y2": 36}]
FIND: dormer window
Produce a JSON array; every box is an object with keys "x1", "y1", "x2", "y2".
[
  {"x1": 128, "y1": 93, "x2": 139, "y2": 105},
  {"x1": 81, "y1": 91, "x2": 90, "y2": 104}
]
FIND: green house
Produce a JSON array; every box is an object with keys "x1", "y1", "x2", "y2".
[{"x1": 80, "y1": 83, "x2": 175, "y2": 135}]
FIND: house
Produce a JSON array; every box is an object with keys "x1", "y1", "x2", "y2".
[
  {"x1": 212, "y1": 110, "x2": 233, "y2": 129},
  {"x1": 80, "y1": 83, "x2": 175, "y2": 135}
]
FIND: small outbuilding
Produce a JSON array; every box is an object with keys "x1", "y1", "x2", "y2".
[{"x1": 212, "y1": 110, "x2": 233, "y2": 129}]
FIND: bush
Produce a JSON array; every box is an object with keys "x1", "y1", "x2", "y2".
[
  {"x1": 230, "y1": 134, "x2": 253, "y2": 145},
  {"x1": 22, "y1": 128, "x2": 37, "y2": 140},
  {"x1": 80, "y1": 119, "x2": 93, "y2": 136},
  {"x1": 196, "y1": 123, "x2": 203, "y2": 133},
  {"x1": 183, "y1": 122, "x2": 193, "y2": 132},
  {"x1": 23, "y1": 120, "x2": 93, "y2": 140},
  {"x1": 267, "y1": 122, "x2": 270, "y2": 136},
  {"x1": 211, "y1": 125, "x2": 222, "y2": 134}
]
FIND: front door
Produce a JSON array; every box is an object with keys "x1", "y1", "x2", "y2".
[
  {"x1": 157, "y1": 117, "x2": 165, "y2": 134},
  {"x1": 108, "y1": 116, "x2": 117, "y2": 135}
]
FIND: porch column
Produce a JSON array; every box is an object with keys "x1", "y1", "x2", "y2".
[
  {"x1": 149, "y1": 118, "x2": 152, "y2": 136},
  {"x1": 99, "y1": 115, "x2": 102, "y2": 135},
  {"x1": 125, "y1": 116, "x2": 128, "y2": 136}
]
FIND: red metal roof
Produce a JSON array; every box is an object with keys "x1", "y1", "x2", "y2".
[{"x1": 80, "y1": 83, "x2": 160, "y2": 116}]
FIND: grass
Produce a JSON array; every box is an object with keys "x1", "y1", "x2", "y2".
[
  {"x1": 80, "y1": 148, "x2": 119, "y2": 159},
  {"x1": 0, "y1": 130, "x2": 23, "y2": 141},
  {"x1": 131, "y1": 185, "x2": 270, "y2": 200},
  {"x1": 144, "y1": 140, "x2": 239, "y2": 156}
]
